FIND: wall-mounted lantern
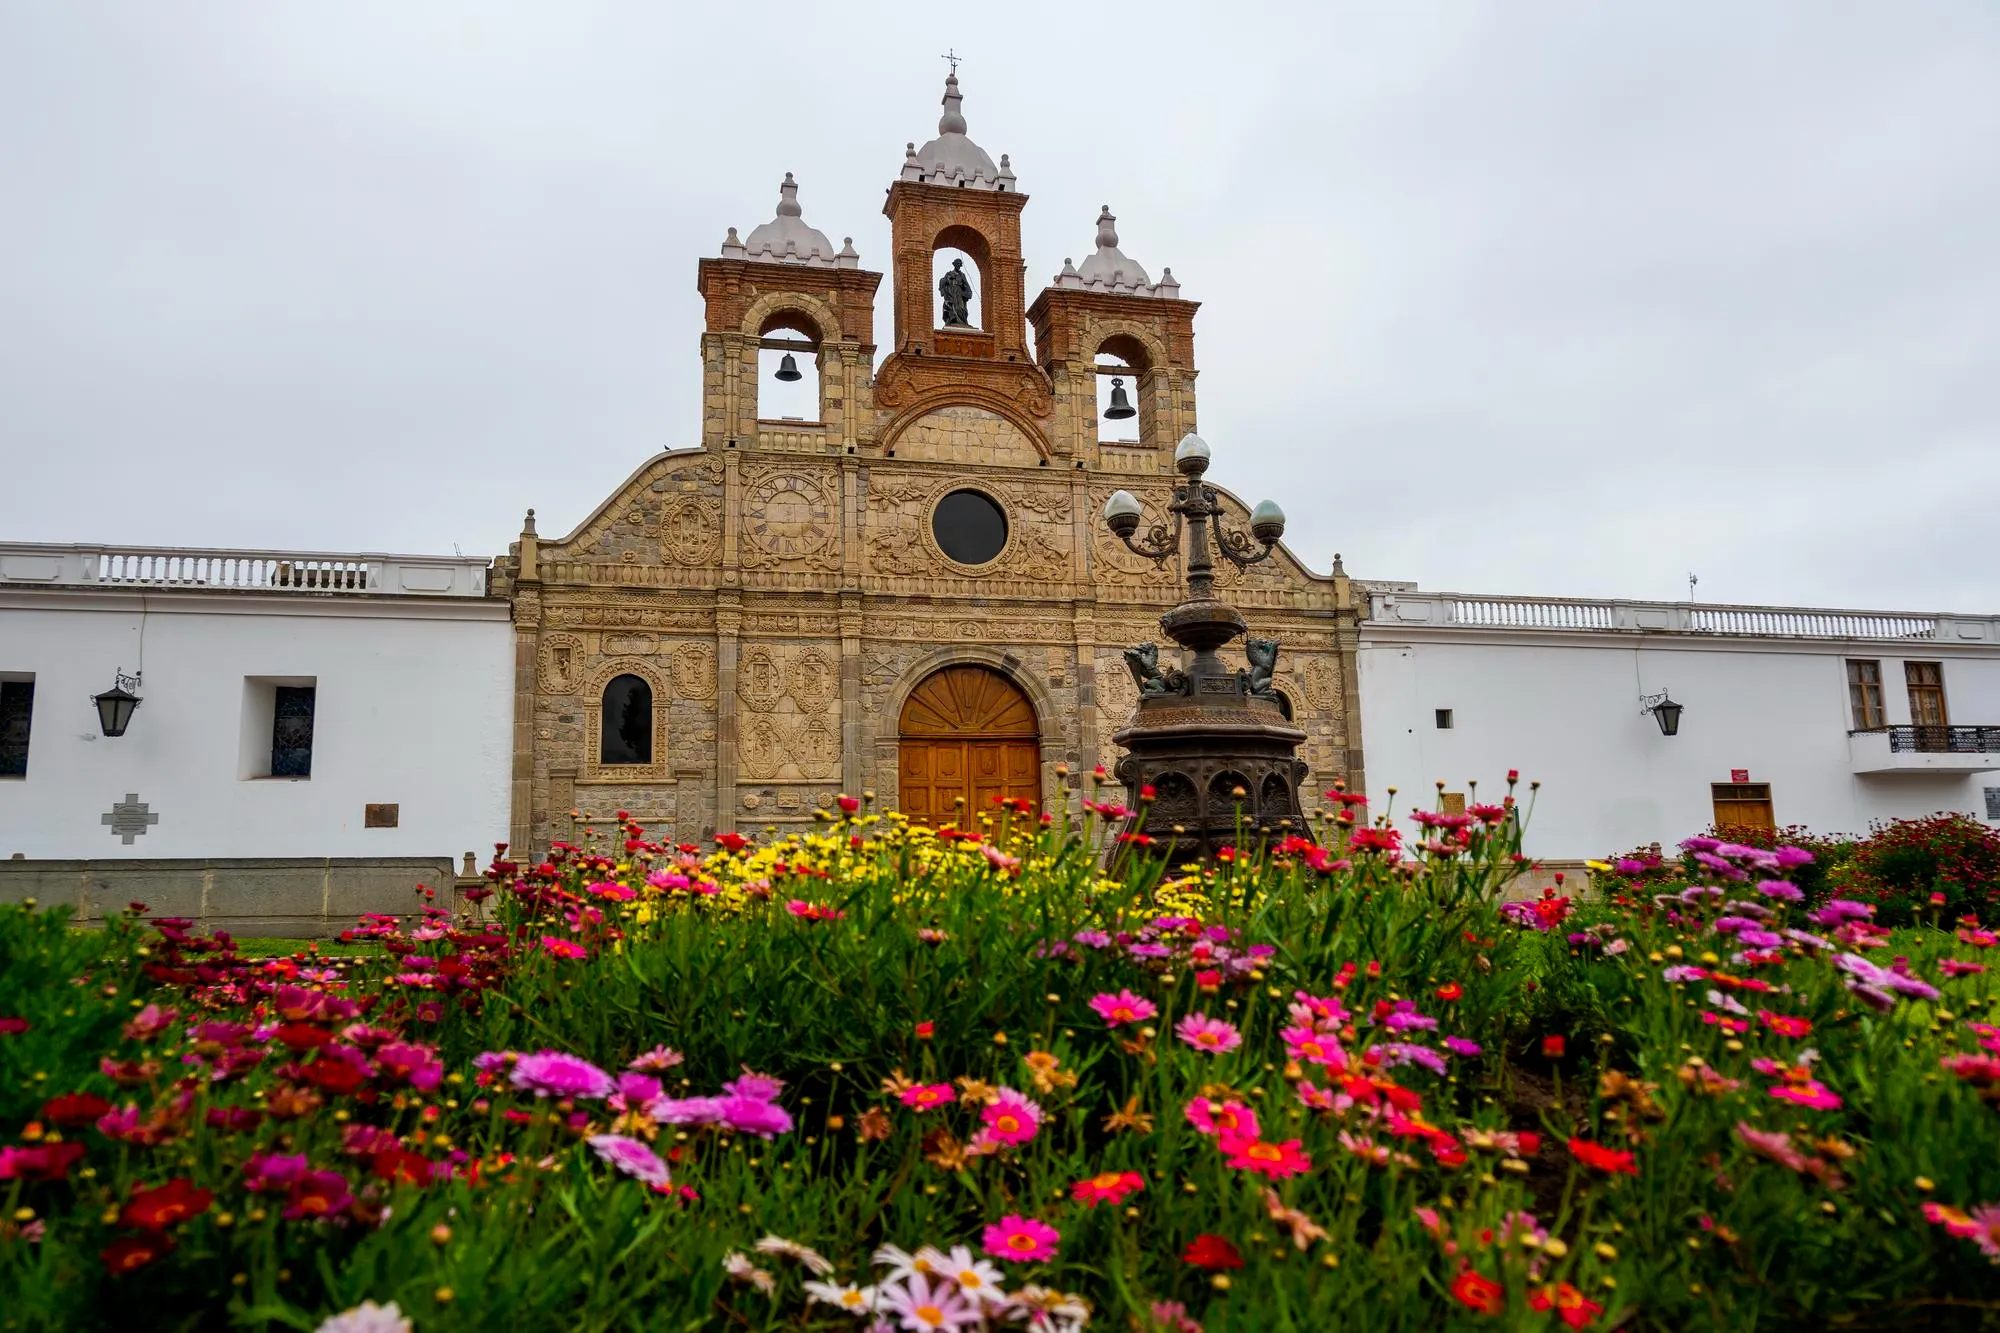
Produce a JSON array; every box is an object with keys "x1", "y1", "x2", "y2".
[
  {"x1": 92, "y1": 670, "x2": 143, "y2": 738},
  {"x1": 1640, "y1": 690, "x2": 1683, "y2": 737}
]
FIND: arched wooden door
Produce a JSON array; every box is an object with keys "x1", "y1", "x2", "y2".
[{"x1": 898, "y1": 665, "x2": 1041, "y2": 826}]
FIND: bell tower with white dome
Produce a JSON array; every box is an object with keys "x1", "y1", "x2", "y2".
[{"x1": 871, "y1": 74, "x2": 1058, "y2": 460}]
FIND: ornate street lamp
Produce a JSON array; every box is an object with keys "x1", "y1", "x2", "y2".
[
  {"x1": 1100, "y1": 433, "x2": 1308, "y2": 861},
  {"x1": 93, "y1": 670, "x2": 144, "y2": 739},
  {"x1": 1640, "y1": 690, "x2": 1683, "y2": 737}
]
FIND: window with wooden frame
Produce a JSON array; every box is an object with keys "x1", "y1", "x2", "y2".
[
  {"x1": 1906, "y1": 661, "x2": 1948, "y2": 728},
  {"x1": 1846, "y1": 660, "x2": 1884, "y2": 730},
  {"x1": 1711, "y1": 782, "x2": 1775, "y2": 833}
]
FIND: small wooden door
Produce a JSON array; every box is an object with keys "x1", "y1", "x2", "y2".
[
  {"x1": 1712, "y1": 783, "x2": 1775, "y2": 833},
  {"x1": 898, "y1": 666, "x2": 1040, "y2": 827}
]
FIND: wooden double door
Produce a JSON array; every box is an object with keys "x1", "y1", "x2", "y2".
[{"x1": 898, "y1": 666, "x2": 1041, "y2": 827}]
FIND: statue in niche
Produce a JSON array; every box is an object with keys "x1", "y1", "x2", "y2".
[
  {"x1": 1122, "y1": 642, "x2": 1187, "y2": 697},
  {"x1": 1242, "y1": 637, "x2": 1280, "y2": 697},
  {"x1": 939, "y1": 258, "x2": 973, "y2": 328}
]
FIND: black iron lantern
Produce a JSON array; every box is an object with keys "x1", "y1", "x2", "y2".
[
  {"x1": 1103, "y1": 375, "x2": 1136, "y2": 420},
  {"x1": 1643, "y1": 692, "x2": 1683, "y2": 737},
  {"x1": 93, "y1": 671, "x2": 143, "y2": 738},
  {"x1": 774, "y1": 353, "x2": 802, "y2": 382}
]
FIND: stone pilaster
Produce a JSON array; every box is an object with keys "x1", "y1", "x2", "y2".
[
  {"x1": 840, "y1": 591, "x2": 864, "y2": 795},
  {"x1": 714, "y1": 594, "x2": 742, "y2": 833}
]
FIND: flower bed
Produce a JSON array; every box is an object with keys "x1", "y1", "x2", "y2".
[{"x1": 1, "y1": 781, "x2": 1997, "y2": 1331}]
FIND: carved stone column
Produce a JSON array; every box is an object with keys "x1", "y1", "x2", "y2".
[
  {"x1": 840, "y1": 591, "x2": 864, "y2": 796},
  {"x1": 714, "y1": 595, "x2": 742, "y2": 834}
]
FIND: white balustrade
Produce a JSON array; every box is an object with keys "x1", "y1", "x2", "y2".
[{"x1": 0, "y1": 544, "x2": 488, "y2": 597}]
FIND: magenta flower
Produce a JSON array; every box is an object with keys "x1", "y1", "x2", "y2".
[
  {"x1": 537, "y1": 936, "x2": 588, "y2": 960},
  {"x1": 615, "y1": 1072, "x2": 663, "y2": 1106},
  {"x1": 1445, "y1": 1037, "x2": 1484, "y2": 1057},
  {"x1": 375, "y1": 1042, "x2": 443, "y2": 1093},
  {"x1": 1184, "y1": 1097, "x2": 1259, "y2": 1139},
  {"x1": 901, "y1": 1083, "x2": 957, "y2": 1112},
  {"x1": 510, "y1": 1050, "x2": 616, "y2": 1100},
  {"x1": 1769, "y1": 1080, "x2": 1842, "y2": 1111},
  {"x1": 588, "y1": 1133, "x2": 671, "y2": 1187},
  {"x1": 977, "y1": 1088, "x2": 1043, "y2": 1147},
  {"x1": 649, "y1": 1095, "x2": 721, "y2": 1126},
  {"x1": 242, "y1": 1151, "x2": 312, "y2": 1193},
  {"x1": 1175, "y1": 1012, "x2": 1242, "y2": 1054},
  {"x1": 717, "y1": 1093, "x2": 794, "y2": 1139},
  {"x1": 1088, "y1": 989, "x2": 1158, "y2": 1027},
  {"x1": 982, "y1": 1214, "x2": 1061, "y2": 1263},
  {"x1": 723, "y1": 1071, "x2": 786, "y2": 1101}
]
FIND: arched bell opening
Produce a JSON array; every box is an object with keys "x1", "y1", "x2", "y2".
[
  {"x1": 1094, "y1": 333, "x2": 1154, "y2": 446},
  {"x1": 897, "y1": 664, "x2": 1040, "y2": 827},
  {"x1": 757, "y1": 310, "x2": 823, "y2": 425}
]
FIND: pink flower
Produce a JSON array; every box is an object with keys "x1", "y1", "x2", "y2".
[
  {"x1": 243, "y1": 1151, "x2": 312, "y2": 1193},
  {"x1": 882, "y1": 1271, "x2": 981, "y2": 1329},
  {"x1": 628, "y1": 1045, "x2": 684, "y2": 1072},
  {"x1": 584, "y1": 881, "x2": 636, "y2": 901},
  {"x1": 1088, "y1": 990, "x2": 1157, "y2": 1027},
  {"x1": 375, "y1": 1042, "x2": 443, "y2": 1092},
  {"x1": 1184, "y1": 1097, "x2": 1259, "y2": 1139},
  {"x1": 1174, "y1": 1012, "x2": 1242, "y2": 1054},
  {"x1": 537, "y1": 936, "x2": 587, "y2": 960},
  {"x1": 1769, "y1": 1080, "x2": 1842, "y2": 1110},
  {"x1": 588, "y1": 1134, "x2": 671, "y2": 1187},
  {"x1": 615, "y1": 1072, "x2": 663, "y2": 1106},
  {"x1": 510, "y1": 1050, "x2": 616, "y2": 1100},
  {"x1": 1734, "y1": 1122, "x2": 1811, "y2": 1172},
  {"x1": 901, "y1": 1083, "x2": 956, "y2": 1112},
  {"x1": 717, "y1": 1093, "x2": 794, "y2": 1139},
  {"x1": 976, "y1": 1088, "x2": 1043, "y2": 1147},
  {"x1": 982, "y1": 1214, "x2": 1060, "y2": 1263},
  {"x1": 1219, "y1": 1133, "x2": 1312, "y2": 1179},
  {"x1": 1941, "y1": 959, "x2": 1987, "y2": 977},
  {"x1": 1280, "y1": 1024, "x2": 1345, "y2": 1067}
]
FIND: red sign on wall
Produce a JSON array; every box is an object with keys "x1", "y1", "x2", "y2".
[{"x1": 1730, "y1": 769, "x2": 1750, "y2": 783}]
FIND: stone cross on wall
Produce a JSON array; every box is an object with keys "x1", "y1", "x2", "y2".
[{"x1": 101, "y1": 793, "x2": 159, "y2": 845}]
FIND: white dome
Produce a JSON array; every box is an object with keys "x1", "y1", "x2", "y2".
[
  {"x1": 902, "y1": 75, "x2": 1015, "y2": 192},
  {"x1": 725, "y1": 174, "x2": 853, "y2": 269},
  {"x1": 1053, "y1": 205, "x2": 1180, "y2": 299}
]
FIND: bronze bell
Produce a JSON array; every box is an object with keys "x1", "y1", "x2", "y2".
[
  {"x1": 774, "y1": 353, "x2": 802, "y2": 382},
  {"x1": 1103, "y1": 375, "x2": 1136, "y2": 420}
]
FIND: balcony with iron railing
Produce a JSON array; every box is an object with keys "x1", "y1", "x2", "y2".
[
  {"x1": 1848, "y1": 725, "x2": 2000, "y2": 775},
  {"x1": 0, "y1": 543, "x2": 490, "y2": 598}
]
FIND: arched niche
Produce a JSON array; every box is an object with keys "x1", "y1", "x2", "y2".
[{"x1": 932, "y1": 223, "x2": 994, "y2": 331}]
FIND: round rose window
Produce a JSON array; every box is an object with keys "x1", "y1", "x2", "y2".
[{"x1": 931, "y1": 490, "x2": 1008, "y2": 566}]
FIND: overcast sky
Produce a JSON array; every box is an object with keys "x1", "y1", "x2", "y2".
[{"x1": 3, "y1": 3, "x2": 1996, "y2": 611}]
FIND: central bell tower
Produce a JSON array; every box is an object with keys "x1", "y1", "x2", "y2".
[{"x1": 871, "y1": 75, "x2": 1057, "y2": 459}]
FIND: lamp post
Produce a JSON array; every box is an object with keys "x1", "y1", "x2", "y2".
[
  {"x1": 93, "y1": 670, "x2": 144, "y2": 738},
  {"x1": 1099, "y1": 434, "x2": 1308, "y2": 861}
]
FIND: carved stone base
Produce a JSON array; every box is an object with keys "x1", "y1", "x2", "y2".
[{"x1": 1111, "y1": 684, "x2": 1310, "y2": 864}]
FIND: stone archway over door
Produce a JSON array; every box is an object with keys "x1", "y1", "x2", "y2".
[{"x1": 898, "y1": 665, "x2": 1040, "y2": 826}]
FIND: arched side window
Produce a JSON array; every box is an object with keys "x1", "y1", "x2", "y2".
[{"x1": 600, "y1": 674, "x2": 654, "y2": 766}]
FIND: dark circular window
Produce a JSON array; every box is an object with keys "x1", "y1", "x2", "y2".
[{"x1": 931, "y1": 489, "x2": 1008, "y2": 566}]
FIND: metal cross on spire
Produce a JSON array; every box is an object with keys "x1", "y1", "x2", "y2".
[{"x1": 940, "y1": 48, "x2": 961, "y2": 75}]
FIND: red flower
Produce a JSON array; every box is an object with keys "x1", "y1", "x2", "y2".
[
  {"x1": 1181, "y1": 1233, "x2": 1243, "y2": 1270},
  {"x1": 274, "y1": 1023, "x2": 334, "y2": 1051},
  {"x1": 1451, "y1": 1268, "x2": 1506, "y2": 1314},
  {"x1": 1219, "y1": 1134, "x2": 1312, "y2": 1179},
  {"x1": 120, "y1": 1178, "x2": 213, "y2": 1231},
  {"x1": 371, "y1": 1149, "x2": 435, "y2": 1186},
  {"x1": 284, "y1": 1169, "x2": 354, "y2": 1220},
  {"x1": 0, "y1": 1017, "x2": 28, "y2": 1036},
  {"x1": 1435, "y1": 983, "x2": 1463, "y2": 1002},
  {"x1": 1530, "y1": 1282, "x2": 1605, "y2": 1329},
  {"x1": 0, "y1": 1141, "x2": 85, "y2": 1182},
  {"x1": 914, "y1": 1021, "x2": 935, "y2": 1040},
  {"x1": 837, "y1": 795, "x2": 861, "y2": 814},
  {"x1": 1542, "y1": 1036, "x2": 1566, "y2": 1059},
  {"x1": 713, "y1": 831, "x2": 751, "y2": 853},
  {"x1": 1140, "y1": 784, "x2": 1158, "y2": 802},
  {"x1": 102, "y1": 1234, "x2": 174, "y2": 1275},
  {"x1": 42, "y1": 1092, "x2": 113, "y2": 1127},
  {"x1": 1071, "y1": 1170, "x2": 1145, "y2": 1207},
  {"x1": 1567, "y1": 1137, "x2": 1639, "y2": 1176}
]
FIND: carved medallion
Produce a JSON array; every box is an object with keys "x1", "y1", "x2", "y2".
[
  {"x1": 662, "y1": 497, "x2": 720, "y2": 566},
  {"x1": 743, "y1": 473, "x2": 834, "y2": 565},
  {"x1": 538, "y1": 633, "x2": 585, "y2": 694},
  {"x1": 740, "y1": 716, "x2": 787, "y2": 780},
  {"x1": 788, "y1": 646, "x2": 839, "y2": 713},
  {"x1": 796, "y1": 717, "x2": 841, "y2": 777},
  {"x1": 739, "y1": 645, "x2": 787, "y2": 712},
  {"x1": 1301, "y1": 657, "x2": 1340, "y2": 712},
  {"x1": 671, "y1": 642, "x2": 717, "y2": 702}
]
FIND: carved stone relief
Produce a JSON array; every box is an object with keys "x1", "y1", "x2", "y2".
[
  {"x1": 741, "y1": 470, "x2": 839, "y2": 569},
  {"x1": 734, "y1": 642, "x2": 842, "y2": 782},
  {"x1": 1300, "y1": 656, "x2": 1341, "y2": 713},
  {"x1": 671, "y1": 641, "x2": 717, "y2": 702},
  {"x1": 662, "y1": 497, "x2": 721, "y2": 566},
  {"x1": 602, "y1": 632, "x2": 658, "y2": 657},
  {"x1": 538, "y1": 633, "x2": 585, "y2": 694}
]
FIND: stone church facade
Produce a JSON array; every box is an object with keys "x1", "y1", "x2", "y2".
[{"x1": 493, "y1": 75, "x2": 1364, "y2": 854}]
